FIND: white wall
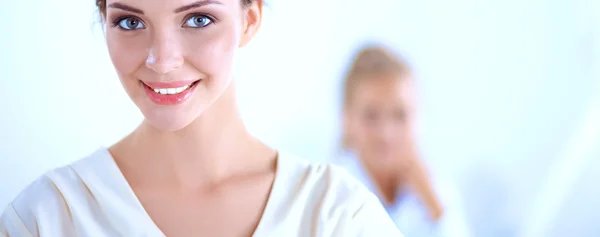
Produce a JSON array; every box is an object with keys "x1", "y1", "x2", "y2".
[
  {"x1": 0, "y1": 0, "x2": 137, "y2": 206},
  {"x1": 0, "y1": 0, "x2": 597, "y2": 236}
]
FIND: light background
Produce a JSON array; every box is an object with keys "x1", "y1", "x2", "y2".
[{"x1": 1, "y1": 0, "x2": 598, "y2": 236}]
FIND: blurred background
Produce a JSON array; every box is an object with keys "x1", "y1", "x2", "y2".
[{"x1": 1, "y1": 0, "x2": 598, "y2": 236}]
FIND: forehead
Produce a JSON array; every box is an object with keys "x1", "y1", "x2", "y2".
[
  {"x1": 105, "y1": 0, "x2": 239, "y2": 12},
  {"x1": 352, "y1": 76, "x2": 414, "y2": 107}
]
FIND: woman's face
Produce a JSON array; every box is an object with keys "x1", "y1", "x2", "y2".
[
  {"x1": 104, "y1": 0, "x2": 261, "y2": 131},
  {"x1": 345, "y1": 76, "x2": 416, "y2": 166}
]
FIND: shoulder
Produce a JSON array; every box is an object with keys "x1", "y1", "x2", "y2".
[
  {"x1": 431, "y1": 176, "x2": 474, "y2": 237},
  {"x1": 278, "y1": 152, "x2": 371, "y2": 203},
  {"x1": 7, "y1": 149, "x2": 107, "y2": 212},
  {"x1": 1, "y1": 149, "x2": 107, "y2": 236},
  {"x1": 427, "y1": 173, "x2": 466, "y2": 212},
  {"x1": 273, "y1": 152, "x2": 403, "y2": 236},
  {"x1": 1, "y1": 166, "x2": 80, "y2": 236}
]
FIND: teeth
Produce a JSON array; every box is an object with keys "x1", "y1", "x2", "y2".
[{"x1": 151, "y1": 84, "x2": 192, "y2": 95}]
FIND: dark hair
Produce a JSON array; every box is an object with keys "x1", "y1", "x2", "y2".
[{"x1": 96, "y1": 0, "x2": 261, "y2": 19}]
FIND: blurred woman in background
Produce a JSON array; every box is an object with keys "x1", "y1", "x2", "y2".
[{"x1": 335, "y1": 44, "x2": 473, "y2": 237}]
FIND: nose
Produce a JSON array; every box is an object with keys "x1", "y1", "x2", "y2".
[
  {"x1": 376, "y1": 120, "x2": 399, "y2": 144},
  {"x1": 145, "y1": 34, "x2": 184, "y2": 74}
]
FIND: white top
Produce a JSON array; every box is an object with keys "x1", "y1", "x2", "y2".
[
  {"x1": 1, "y1": 148, "x2": 403, "y2": 237},
  {"x1": 334, "y1": 153, "x2": 473, "y2": 237}
]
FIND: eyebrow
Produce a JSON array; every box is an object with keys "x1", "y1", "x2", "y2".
[
  {"x1": 107, "y1": 1, "x2": 222, "y2": 15},
  {"x1": 174, "y1": 0, "x2": 223, "y2": 14},
  {"x1": 107, "y1": 2, "x2": 144, "y2": 14}
]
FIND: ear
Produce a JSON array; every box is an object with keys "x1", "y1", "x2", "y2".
[{"x1": 239, "y1": 1, "x2": 263, "y2": 48}]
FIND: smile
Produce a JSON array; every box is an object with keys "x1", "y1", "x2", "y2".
[
  {"x1": 141, "y1": 80, "x2": 201, "y2": 105},
  {"x1": 148, "y1": 81, "x2": 198, "y2": 95}
]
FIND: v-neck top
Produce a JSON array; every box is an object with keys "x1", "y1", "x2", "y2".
[{"x1": 1, "y1": 148, "x2": 403, "y2": 237}]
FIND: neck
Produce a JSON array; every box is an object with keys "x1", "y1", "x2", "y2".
[
  {"x1": 113, "y1": 84, "x2": 275, "y2": 189},
  {"x1": 358, "y1": 153, "x2": 409, "y2": 205}
]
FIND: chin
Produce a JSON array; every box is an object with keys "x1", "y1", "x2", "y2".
[{"x1": 139, "y1": 105, "x2": 205, "y2": 132}]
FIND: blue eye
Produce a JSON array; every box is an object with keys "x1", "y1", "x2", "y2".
[
  {"x1": 117, "y1": 17, "x2": 145, "y2": 30},
  {"x1": 184, "y1": 15, "x2": 213, "y2": 28}
]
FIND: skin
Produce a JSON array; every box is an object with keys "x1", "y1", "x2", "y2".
[{"x1": 103, "y1": 0, "x2": 277, "y2": 236}]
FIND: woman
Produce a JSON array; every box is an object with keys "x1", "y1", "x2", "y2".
[
  {"x1": 0, "y1": 1, "x2": 401, "y2": 236},
  {"x1": 335, "y1": 45, "x2": 473, "y2": 236}
]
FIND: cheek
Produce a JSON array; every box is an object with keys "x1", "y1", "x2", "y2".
[
  {"x1": 352, "y1": 124, "x2": 374, "y2": 146},
  {"x1": 184, "y1": 24, "x2": 240, "y2": 80},
  {"x1": 106, "y1": 32, "x2": 149, "y2": 79}
]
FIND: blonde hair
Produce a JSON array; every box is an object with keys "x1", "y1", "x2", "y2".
[{"x1": 340, "y1": 44, "x2": 444, "y2": 221}]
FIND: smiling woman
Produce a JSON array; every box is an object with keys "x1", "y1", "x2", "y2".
[{"x1": 0, "y1": 0, "x2": 402, "y2": 236}]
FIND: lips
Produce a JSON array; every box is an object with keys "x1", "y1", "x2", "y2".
[{"x1": 141, "y1": 79, "x2": 201, "y2": 105}]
